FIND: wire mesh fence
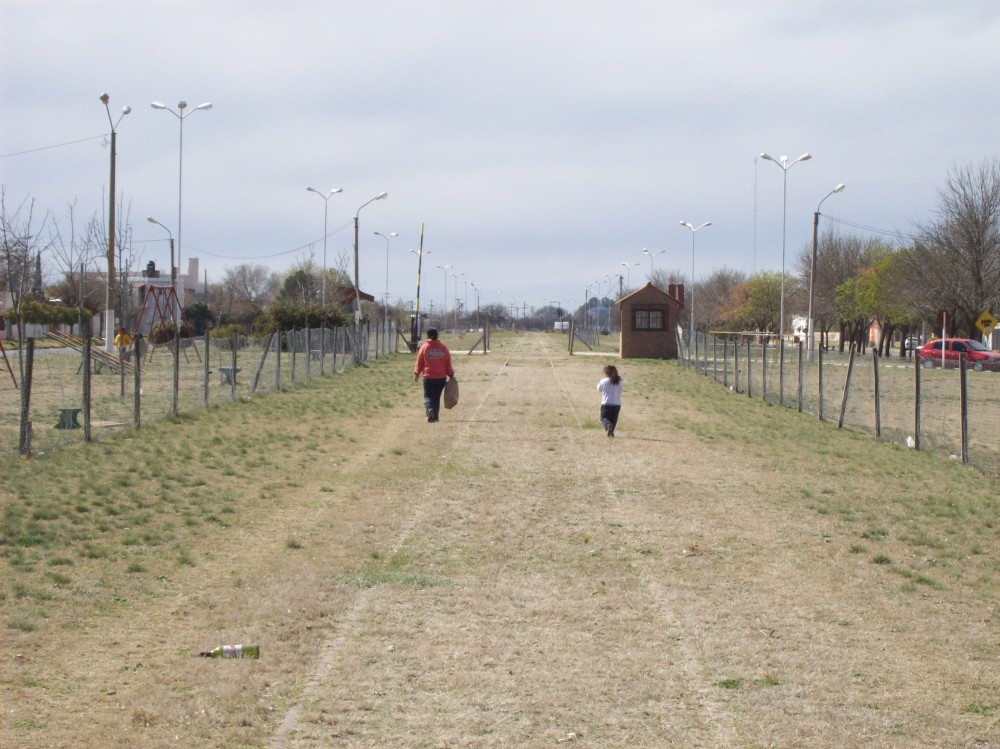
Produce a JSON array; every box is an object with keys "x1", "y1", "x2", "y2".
[
  {"x1": 685, "y1": 331, "x2": 1000, "y2": 477},
  {"x1": 0, "y1": 319, "x2": 400, "y2": 456}
]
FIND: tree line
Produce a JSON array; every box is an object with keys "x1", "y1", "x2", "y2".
[
  {"x1": 652, "y1": 159, "x2": 1000, "y2": 354},
  {"x1": 5, "y1": 159, "x2": 1000, "y2": 349}
]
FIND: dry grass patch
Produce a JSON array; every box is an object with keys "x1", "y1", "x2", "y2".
[{"x1": 4, "y1": 333, "x2": 1000, "y2": 748}]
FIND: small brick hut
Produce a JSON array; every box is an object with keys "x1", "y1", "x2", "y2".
[{"x1": 617, "y1": 282, "x2": 684, "y2": 359}]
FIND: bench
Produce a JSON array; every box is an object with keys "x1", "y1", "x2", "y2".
[
  {"x1": 56, "y1": 408, "x2": 82, "y2": 430},
  {"x1": 219, "y1": 365, "x2": 241, "y2": 387}
]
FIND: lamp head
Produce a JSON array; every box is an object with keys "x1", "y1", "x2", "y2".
[
  {"x1": 390, "y1": 232, "x2": 398, "y2": 238},
  {"x1": 376, "y1": 192, "x2": 388, "y2": 200},
  {"x1": 100, "y1": 92, "x2": 110, "y2": 105},
  {"x1": 759, "y1": 152, "x2": 774, "y2": 162},
  {"x1": 178, "y1": 100, "x2": 188, "y2": 110},
  {"x1": 121, "y1": 105, "x2": 132, "y2": 116},
  {"x1": 146, "y1": 216, "x2": 157, "y2": 224},
  {"x1": 797, "y1": 153, "x2": 812, "y2": 163},
  {"x1": 151, "y1": 101, "x2": 167, "y2": 110},
  {"x1": 195, "y1": 102, "x2": 213, "y2": 111},
  {"x1": 833, "y1": 183, "x2": 846, "y2": 193}
]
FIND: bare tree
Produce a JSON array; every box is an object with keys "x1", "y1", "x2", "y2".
[
  {"x1": 1, "y1": 190, "x2": 48, "y2": 302},
  {"x1": 697, "y1": 266, "x2": 748, "y2": 332},
  {"x1": 1, "y1": 189, "x2": 51, "y2": 380},
  {"x1": 221, "y1": 262, "x2": 279, "y2": 318},
  {"x1": 904, "y1": 158, "x2": 1000, "y2": 337}
]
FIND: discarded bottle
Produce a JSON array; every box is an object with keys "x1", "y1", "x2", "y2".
[{"x1": 199, "y1": 644, "x2": 259, "y2": 659}]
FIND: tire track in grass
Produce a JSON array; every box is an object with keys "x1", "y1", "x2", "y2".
[
  {"x1": 268, "y1": 352, "x2": 511, "y2": 748},
  {"x1": 542, "y1": 341, "x2": 741, "y2": 744}
]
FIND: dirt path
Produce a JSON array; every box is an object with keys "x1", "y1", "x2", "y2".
[
  {"x1": 265, "y1": 334, "x2": 999, "y2": 747},
  {"x1": 5, "y1": 332, "x2": 1000, "y2": 748}
]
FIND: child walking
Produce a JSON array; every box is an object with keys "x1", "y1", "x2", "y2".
[{"x1": 596, "y1": 364, "x2": 623, "y2": 438}]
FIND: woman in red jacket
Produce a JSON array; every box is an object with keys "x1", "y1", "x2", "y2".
[{"x1": 413, "y1": 328, "x2": 455, "y2": 422}]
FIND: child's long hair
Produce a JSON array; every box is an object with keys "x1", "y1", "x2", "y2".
[{"x1": 604, "y1": 364, "x2": 620, "y2": 385}]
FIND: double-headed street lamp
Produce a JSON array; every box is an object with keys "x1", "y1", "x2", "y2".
[
  {"x1": 306, "y1": 187, "x2": 342, "y2": 307},
  {"x1": 374, "y1": 230, "x2": 398, "y2": 322},
  {"x1": 808, "y1": 184, "x2": 845, "y2": 354},
  {"x1": 100, "y1": 93, "x2": 130, "y2": 351},
  {"x1": 150, "y1": 99, "x2": 213, "y2": 321},
  {"x1": 352, "y1": 192, "x2": 388, "y2": 322},
  {"x1": 621, "y1": 261, "x2": 639, "y2": 288},
  {"x1": 437, "y1": 265, "x2": 453, "y2": 324},
  {"x1": 759, "y1": 152, "x2": 810, "y2": 340},
  {"x1": 679, "y1": 220, "x2": 711, "y2": 346},
  {"x1": 642, "y1": 248, "x2": 666, "y2": 280}
]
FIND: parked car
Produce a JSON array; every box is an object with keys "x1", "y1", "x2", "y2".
[
  {"x1": 916, "y1": 338, "x2": 1000, "y2": 371},
  {"x1": 903, "y1": 336, "x2": 921, "y2": 352}
]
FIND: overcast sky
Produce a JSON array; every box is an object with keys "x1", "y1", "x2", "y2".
[{"x1": 2, "y1": 1, "x2": 999, "y2": 317}]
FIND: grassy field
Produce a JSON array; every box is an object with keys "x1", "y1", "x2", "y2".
[
  {"x1": 689, "y1": 341, "x2": 1000, "y2": 476},
  {"x1": 0, "y1": 331, "x2": 364, "y2": 455},
  {"x1": 3, "y1": 330, "x2": 1000, "y2": 747}
]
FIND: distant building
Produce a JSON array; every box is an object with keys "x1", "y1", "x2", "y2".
[{"x1": 617, "y1": 282, "x2": 684, "y2": 359}]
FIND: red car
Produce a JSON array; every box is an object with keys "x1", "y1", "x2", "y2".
[{"x1": 917, "y1": 338, "x2": 1000, "y2": 371}]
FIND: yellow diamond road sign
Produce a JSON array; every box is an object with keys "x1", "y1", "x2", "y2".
[{"x1": 976, "y1": 310, "x2": 997, "y2": 335}]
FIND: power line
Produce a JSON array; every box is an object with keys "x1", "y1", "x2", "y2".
[
  {"x1": 823, "y1": 214, "x2": 917, "y2": 242},
  {"x1": 166, "y1": 220, "x2": 355, "y2": 261},
  {"x1": 0, "y1": 133, "x2": 107, "y2": 159}
]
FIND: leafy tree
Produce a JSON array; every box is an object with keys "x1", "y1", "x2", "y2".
[
  {"x1": 730, "y1": 272, "x2": 782, "y2": 332},
  {"x1": 183, "y1": 301, "x2": 215, "y2": 336},
  {"x1": 799, "y1": 230, "x2": 895, "y2": 351},
  {"x1": 255, "y1": 299, "x2": 348, "y2": 335},
  {"x1": 832, "y1": 243, "x2": 897, "y2": 353}
]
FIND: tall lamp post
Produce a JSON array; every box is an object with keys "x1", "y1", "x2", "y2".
[
  {"x1": 306, "y1": 187, "x2": 342, "y2": 307},
  {"x1": 470, "y1": 282, "x2": 480, "y2": 330},
  {"x1": 642, "y1": 248, "x2": 666, "y2": 280},
  {"x1": 100, "y1": 93, "x2": 131, "y2": 351},
  {"x1": 374, "y1": 230, "x2": 398, "y2": 323},
  {"x1": 437, "y1": 265, "x2": 453, "y2": 328},
  {"x1": 451, "y1": 271, "x2": 463, "y2": 331},
  {"x1": 620, "y1": 261, "x2": 639, "y2": 289},
  {"x1": 759, "y1": 152, "x2": 810, "y2": 339},
  {"x1": 150, "y1": 99, "x2": 213, "y2": 326},
  {"x1": 146, "y1": 216, "x2": 179, "y2": 417},
  {"x1": 808, "y1": 184, "x2": 845, "y2": 355},
  {"x1": 352, "y1": 192, "x2": 388, "y2": 322},
  {"x1": 679, "y1": 220, "x2": 711, "y2": 346}
]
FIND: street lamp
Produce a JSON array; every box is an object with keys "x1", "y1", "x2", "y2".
[
  {"x1": 642, "y1": 248, "x2": 666, "y2": 280},
  {"x1": 100, "y1": 93, "x2": 131, "y2": 351},
  {"x1": 306, "y1": 187, "x2": 342, "y2": 307},
  {"x1": 471, "y1": 282, "x2": 480, "y2": 330},
  {"x1": 451, "y1": 271, "x2": 463, "y2": 331},
  {"x1": 146, "y1": 216, "x2": 179, "y2": 417},
  {"x1": 374, "y1": 230, "x2": 398, "y2": 323},
  {"x1": 437, "y1": 265, "x2": 453, "y2": 326},
  {"x1": 150, "y1": 99, "x2": 213, "y2": 324},
  {"x1": 808, "y1": 184, "x2": 845, "y2": 354},
  {"x1": 621, "y1": 261, "x2": 639, "y2": 288},
  {"x1": 679, "y1": 220, "x2": 711, "y2": 346},
  {"x1": 352, "y1": 192, "x2": 388, "y2": 322},
  {"x1": 759, "y1": 152, "x2": 810, "y2": 339}
]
